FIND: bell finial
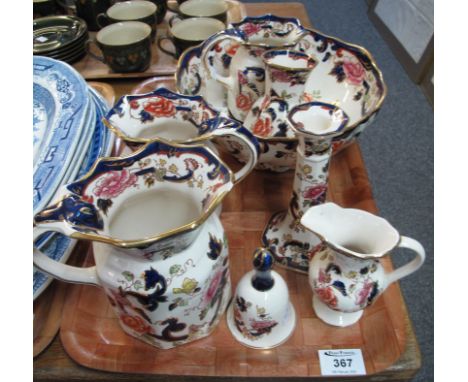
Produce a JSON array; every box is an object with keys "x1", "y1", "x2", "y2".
[{"x1": 252, "y1": 247, "x2": 274, "y2": 291}]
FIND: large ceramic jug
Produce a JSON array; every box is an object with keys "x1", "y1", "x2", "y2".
[
  {"x1": 33, "y1": 138, "x2": 258, "y2": 349},
  {"x1": 201, "y1": 14, "x2": 307, "y2": 121},
  {"x1": 301, "y1": 203, "x2": 425, "y2": 327}
]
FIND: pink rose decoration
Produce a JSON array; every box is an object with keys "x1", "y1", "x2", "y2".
[
  {"x1": 237, "y1": 71, "x2": 248, "y2": 85},
  {"x1": 303, "y1": 184, "x2": 327, "y2": 201},
  {"x1": 204, "y1": 270, "x2": 223, "y2": 304},
  {"x1": 241, "y1": 22, "x2": 262, "y2": 36},
  {"x1": 250, "y1": 319, "x2": 277, "y2": 330},
  {"x1": 184, "y1": 158, "x2": 199, "y2": 171},
  {"x1": 356, "y1": 280, "x2": 373, "y2": 306},
  {"x1": 270, "y1": 68, "x2": 292, "y2": 83},
  {"x1": 342, "y1": 57, "x2": 366, "y2": 86},
  {"x1": 318, "y1": 268, "x2": 331, "y2": 284},
  {"x1": 93, "y1": 169, "x2": 137, "y2": 199}
]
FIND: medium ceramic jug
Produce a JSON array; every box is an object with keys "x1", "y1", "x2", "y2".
[
  {"x1": 301, "y1": 203, "x2": 425, "y2": 327},
  {"x1": 33, "y1": 138, "x2": 258, "y2": 349},
  {"x1": 242, "y1": 49, "x2": 317, "y2": 171},
  {"x1": 201, "y1": 14, "x2": 307, "y2": 121}
]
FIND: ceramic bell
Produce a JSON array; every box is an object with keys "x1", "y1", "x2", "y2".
[{"x1": 227, "y1": 248, "x2": 296, "y2": 349}]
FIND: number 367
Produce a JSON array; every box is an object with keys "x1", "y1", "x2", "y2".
[{"x1": 333, "y1": 359, "x2": 352, "y2": 368}]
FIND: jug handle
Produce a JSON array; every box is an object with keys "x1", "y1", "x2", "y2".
[
  {"x1": 201, "y1": 33, "x2": 243, "y2": 92},
  {"x1": 210, "y1": 119, "x2": 259, "y2": 183},
  {"x1": 385, "y1": 236, "x2": 425, "y2": 287},
  {"x1": 33, "y1": 225, "x2": 99, "y2": 286}
]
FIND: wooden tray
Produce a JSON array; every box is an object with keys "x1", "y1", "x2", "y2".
[
  {"x1": 33, "y1": 81, "x2": 115, "y2": 358},
  {"x1": 34, "y1": 279, "x2": 69, "y2": 357},
  {"x1": 59, "y1": 142, "x2": 414, "y2": 377},
  {"x1": 73, "y1": 0, "x2": 246, "y2": 80}
]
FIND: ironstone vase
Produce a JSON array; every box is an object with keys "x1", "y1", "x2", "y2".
[{"x1": 262, "y1": 102, "x2": 350, "y2": 273}]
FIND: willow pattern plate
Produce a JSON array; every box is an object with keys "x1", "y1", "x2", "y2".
[
  {"x1": 33, "y1": 86, "x2": 114, "y2": 299},
  {"x1": 33, "y1": 56, "x2": 90, "y2": 214}
]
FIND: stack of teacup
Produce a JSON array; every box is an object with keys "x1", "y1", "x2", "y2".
[
  {"x1": 88, "y1": 0, "x2": 160, "y2": 73},
  {"x1": 159, "y1": 0, "x2": 228, "y2": 58}
]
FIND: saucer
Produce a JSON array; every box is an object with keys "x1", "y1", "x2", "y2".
[{"x1": 33, "y1": 15, "x2": 88, "y2": 54}]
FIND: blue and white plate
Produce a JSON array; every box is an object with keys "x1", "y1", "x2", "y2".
[
  {"x1": 33, "y1": 56, "x2": 90, "y2": 214},
  {"x1": 33, "y1": 85, "x2": 114, "y2": 299}
]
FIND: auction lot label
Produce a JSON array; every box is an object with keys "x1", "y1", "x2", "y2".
[{"x1": 318, "y1": 349, "x2": 366, "y2": 376}]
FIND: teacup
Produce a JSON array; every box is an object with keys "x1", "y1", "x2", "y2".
[
  {"x1": 97, "y1": 0, "x2": 158, "y2": 39},
  {"x1": 56, "y1": 0, "x2": 112, "y2": 31},
  {"x1": 169, "y1": 0, "x2": 228, "y2": 25},
  {"x1": 33, "y1": 0, "x2": 59, "y2": 18},
  {"x1": 148, "y1": 0, "x2": 168, "y2": 24},
  {"x1": 158, "y1": 17, "x2": 225, "y2": 58},
  {"x1": 87, "y1": 21, "x2": 152, "y2": 73}
]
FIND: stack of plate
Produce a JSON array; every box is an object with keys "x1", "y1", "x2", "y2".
[
  {"x1": 33, "y1": 15, "x2": 88, "y2": 65},
  {"x1": 33, "y1": 56, "x2": 115, "y2": 299}
]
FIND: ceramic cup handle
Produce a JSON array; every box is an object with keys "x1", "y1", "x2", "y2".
[
  {"x1": 385, "y1": 236, "x2": 425, "y2": 286},
  {"x1": 168, "y1": 14, "x2": 183, "y2": 28},
  {"x1": 166, "y1": 0, "x2": 180, "y2": 13},
  {"x1": 96, "y1": 13, "x2": 110, "y2": 29},
  {"x1": 55, "y1": 0, "x2": 76, "y2": 13},
  {"x1": 85, "y1": 40, "x2": 105, "y2": 63},
  {"x1": 157, "y1": 36, "x2": 177, "y2": 58},
  {"x1": 33, "y1": 225, "x2": 99, "y2": 286},
  {"x1": 201, "y1": 33, "x2": 242, "y2": 92},
  {"x1": 210, "y1": 119, "x2": 259, "y2": 183}
]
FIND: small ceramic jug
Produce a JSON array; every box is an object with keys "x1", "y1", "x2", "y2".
[
  {"x1": 243, "y1": 49, "x2": 317, "y2": 141},
  {"x1": 33, "y1": 138, "x2": 258, "y2": 349},
  {"x1": 227, "y1": 248, "x2": 296, "y2": 349},
  {"x1": 301, "y1": 203, "x2": 425, "y2": 327},
  {"x1": 201, "y1": 14, "x2": 307, "y2": 121}
]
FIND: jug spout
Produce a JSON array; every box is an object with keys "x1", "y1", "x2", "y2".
[{"x1": 300, "y1": 202, "x2": 400, "y2": 259}]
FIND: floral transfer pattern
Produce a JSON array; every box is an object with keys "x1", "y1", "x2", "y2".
[
  {"x1": 105, "y1": 233, "x2": 231, "y2": 348},
  {"x1": 175, "y1": 19, "x2": 385, "y2": 172},
  {"x1": 232, "y1": 15, "x2": 305, "y2": 45},
  {"x1": 76, "y1": 145, "x2": 230, "y2": 222},
  {"x1": 294, "y1": 33, "x2": 385, "y2": 119},
  {"x1": 311, "y1": 247, "x2": 381, "y2": 312},
  {"x1": 261, "y1": 146, "x2": 331, "y2": 273},
  {"x1": 122, "y1": 92, "x2": 217, "y2": 126},
  {"x1": 243, "y1": 50, "x2": 316, "y2": 141},
  {"x1": 234, "y1": 67, "x2": 265, "y2": 121},
  {"x1": 233, "y1": 297, "x2": 278, "y2": 340}
]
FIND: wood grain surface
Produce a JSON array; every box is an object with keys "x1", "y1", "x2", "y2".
[
  {"x1": 33, "y1": 3, "x2": 421, "y2": 381},
  {"x1": 72, "y1": 0, "x2": 246, "y2": 80},
  {"x1": 33, "y1": 278, "x2": 69, "y2": 358}
]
